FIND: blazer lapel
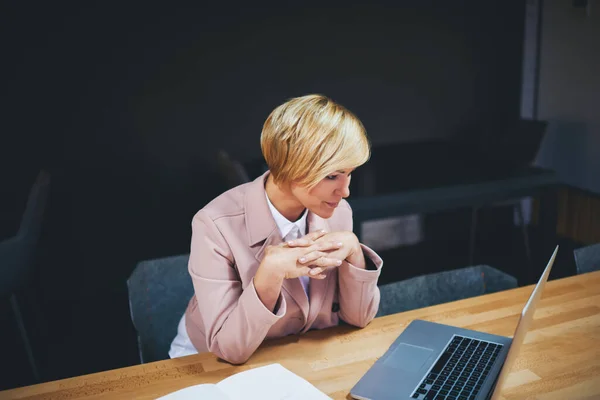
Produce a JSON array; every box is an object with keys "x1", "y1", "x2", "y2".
[
  {"x1": 245, "y1": 171, "x2": 277, "y2": 248},
  {"x1": 246, "y1": 171, "x2": 309, "y2": 319},
  {"x1": 282, "y1": 276, "x2": 310, "y2": 320}
]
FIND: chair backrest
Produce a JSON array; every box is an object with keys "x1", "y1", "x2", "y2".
[
  {"x1": 18, "y1": 170, "x2": 51, "y2": 241},
  {"x1": 217, "y1": 150, "x2": 250, "y2": 189},
  {"x1": 574, "y1": 243, "x2": 600, "y2": 274},
  {"x1": 127, "y1": 254, "x2": 194, "y2": 363},
  {"x1": 376, "y1": 265, "x2": 517, "y2": 317},
  {"x1": 0, "y1": 170, "x2": 51, "y2": 296}
]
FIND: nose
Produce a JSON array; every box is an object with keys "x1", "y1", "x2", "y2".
[{"x1": 336, "y1": 178, "x2": 351, "y2": 198}]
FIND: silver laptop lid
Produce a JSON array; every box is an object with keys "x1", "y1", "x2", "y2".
[{"x1": 489, "y1": 245, "x2": 559, "y2": 399}]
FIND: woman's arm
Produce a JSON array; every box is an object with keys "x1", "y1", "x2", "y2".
[
  {"x1": 187, "y1": 212, "x2": 287, "y2": 365},
  {"x1": 188, "y1": 212, "x2": 342, "y2": 364},
  {"x1": 337, "y1": 244, "x2": 383, "y2": 327},
  {"x1": 253, "y1": 263, "x2": 285, "y2": 313},
  {"x1": 335, "y1": 204, "x2": 383, "y2": 328}
]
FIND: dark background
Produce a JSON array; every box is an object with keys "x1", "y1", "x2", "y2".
[{"x1": 1, "y1": 0, "x2": 568, "y2": 391}]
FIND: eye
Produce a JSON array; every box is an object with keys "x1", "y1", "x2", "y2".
[{"x1": 326, "y1": 175, "x2": 338, "y2": 180}]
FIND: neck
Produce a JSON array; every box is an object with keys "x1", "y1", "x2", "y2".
[{"x1": 265, "y1": 175, "x2": 306, "y2": 222}]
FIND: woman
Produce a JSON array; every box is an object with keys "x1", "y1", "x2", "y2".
[{"x1": 169, "y1": 94, "x2": 383, "y2": 364}]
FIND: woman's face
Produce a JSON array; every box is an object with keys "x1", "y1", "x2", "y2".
[{"x1": 291, "y1": 169, "x2": 353, "y2": 219}]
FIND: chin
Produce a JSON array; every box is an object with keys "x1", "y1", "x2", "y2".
[{"x1": 312, "y1": 206, "x2": 335, "y2": 219}]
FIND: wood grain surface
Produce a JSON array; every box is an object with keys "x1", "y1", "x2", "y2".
[{"x1": 3, "y1": 271, "x2": 599, "y2": 400}]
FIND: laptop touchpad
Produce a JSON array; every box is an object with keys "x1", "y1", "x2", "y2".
[{"x1": 383, "y1": 343, "x2": 433, "y2": 372}]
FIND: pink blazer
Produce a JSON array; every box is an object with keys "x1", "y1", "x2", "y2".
[{"x1": 184, "y1": 171, "x2": 383, "y2": 364}]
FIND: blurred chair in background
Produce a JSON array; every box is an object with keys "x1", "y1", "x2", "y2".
[
  {"x1": 0, "y1": 170, "x2": 51, "y2": 382},
  {"x1": 573, "y1": 243, "x2": 600, "y2": 275},
  {"x1": 216, "y1": 150, "x2": 250, "y2": 189},
  {"x1": 127, "y1": 254, "x2": 193, "y2": 363},
  {"x1": 376, "y1": 265, "x2": 517, "y2": 317}
]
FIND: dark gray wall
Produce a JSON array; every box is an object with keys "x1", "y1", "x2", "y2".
[
  {"x1": 3, "y1": 1, "x2": 526, "y2": 173},
  {"x1": 2, "y1": 0, "x2": 527, "y2": 292},
  {"x1": 1, "y1": 0, "x2": 528, "y2": 315},
  {"x1": 2, "y1": 1, "x2": 527, "y2": 266},
  {"x1": 134, "y1": 2, "x2": 525, "y2": 167},
  {"x1": 1, "y1": 0, "x2": 528, "y2": 387},
  {"x1": 535, "y1": 1, "x2": 600, "y2": 194}
]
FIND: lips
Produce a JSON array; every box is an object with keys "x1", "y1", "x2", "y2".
[{"x1": 325, "y1": 201, "x2": 340, "y2": 208}]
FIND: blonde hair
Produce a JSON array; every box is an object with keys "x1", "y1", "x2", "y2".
[{"x1": 260, "y1": 94, "x2": 370, "y2": 188}]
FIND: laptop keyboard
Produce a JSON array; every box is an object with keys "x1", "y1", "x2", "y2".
[{"x1": 410, "y1": 335, "x2": 503, "y2": 400}]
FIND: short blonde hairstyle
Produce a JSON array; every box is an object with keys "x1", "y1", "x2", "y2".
[{"x1": 261, "y1": 94, "x2": 370, "y2": 188}]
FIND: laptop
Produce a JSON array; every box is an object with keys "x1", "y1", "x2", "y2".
[{"x1": 350, "y1": 245, "x2": 559, "y2": 400}]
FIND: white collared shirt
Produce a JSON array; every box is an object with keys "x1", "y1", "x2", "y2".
[{"x1": 264, "y1": 192, "x2": 310, "y2": 297}]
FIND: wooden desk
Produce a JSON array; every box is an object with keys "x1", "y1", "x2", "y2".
[{"x1": 4, "y1": 271, "x2": 599, "y2": 400}]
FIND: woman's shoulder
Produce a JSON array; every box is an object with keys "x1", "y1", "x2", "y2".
[{"x1": 192, "y1": 180, "x2": 255, "y2": 224}]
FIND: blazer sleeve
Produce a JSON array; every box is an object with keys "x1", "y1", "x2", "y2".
[
  {"x1": 187, "y1": 211, "x2": 287, "y2": 364},
  {"x1": 336, "y1": 204, "x2": 383, "y2": 328}
]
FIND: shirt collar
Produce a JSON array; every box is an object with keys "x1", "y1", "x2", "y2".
[{"x1": 265, "y1": 192, "x2": 308, "y2": 240}]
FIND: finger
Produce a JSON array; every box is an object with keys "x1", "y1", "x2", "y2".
[
  {"x1": 310, "y1": 266, "x2": 327, "y2": 279},
  {"x1": 310, "y1": 257, "x2": 343, "y2": 268},
  {"x1": 298, "y1": 251, "x2": 327, "y2": 264},
  {"x1": 298, "y1": 266, "x2": 327, "y2": 280},
  {"x1": 297, "y1": 266, "x2": 313, "y2": 277},
  {"x1": 286, "y1": 230, "x2": 327, "y2": 247},
  {"x1": 310, "y1": 240, "x2": 344, "y2": 253},
  {"x1": 286, "y1": 237, "x2": 312, "y2": 247},
  {"x1": 308, "y1": 229, "x2": 327, "y2": 241}
]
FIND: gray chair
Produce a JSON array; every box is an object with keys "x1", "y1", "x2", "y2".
[
  {"x1": 574, "y1": 243, "x2": 600, "y2": 274},
  {"x1": 127, "y1": 254, "x2": 193, "y2": 363},
  {"x1": 376, "y1": 265, "x2": 518, "y2": 317},
  {"x1": 0, "y1": 170, "x2": 51, "y2": 382}
]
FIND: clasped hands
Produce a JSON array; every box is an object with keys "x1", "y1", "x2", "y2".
[{"x1": 260, "y1": 230, "x2": 362, "y2": 280}]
